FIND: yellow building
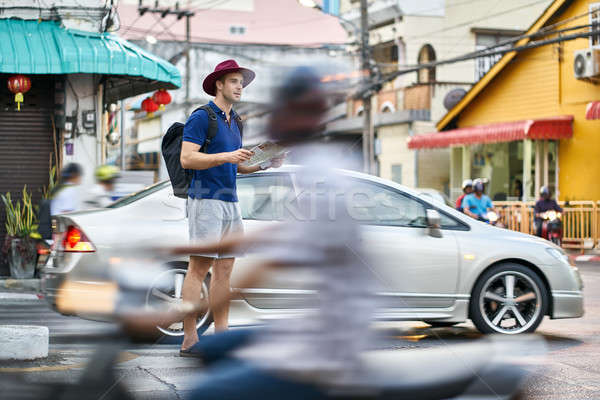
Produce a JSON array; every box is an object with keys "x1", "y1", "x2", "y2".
[{"x1": 409, "y1": 0, "x2": 600, "y2": 202}]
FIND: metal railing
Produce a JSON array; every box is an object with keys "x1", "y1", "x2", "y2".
[{"x1": 492, "y1": 201, "x2": 600, "y2": 251}]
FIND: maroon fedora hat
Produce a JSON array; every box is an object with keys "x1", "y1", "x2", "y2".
[{"x1": 202, "y1": 59, "x2": 255, "y2": 96}]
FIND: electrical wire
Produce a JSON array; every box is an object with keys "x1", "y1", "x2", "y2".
[
  {"x1": 366, "y1": 27, "x2": 600, "y2": 96},
  {"x1": 404, "y1": 0, "x2": 551, "y2": 40}
]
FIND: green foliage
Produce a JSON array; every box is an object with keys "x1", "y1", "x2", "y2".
[
  {"x1": 41, "y1": 166, "x2": 57, "y2": 200},
  {"x1": 1, "y1": 186, "x2": 41, "y2": 239}
]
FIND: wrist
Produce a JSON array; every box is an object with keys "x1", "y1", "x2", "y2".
[{"x1": 217, "y1": 152, "x2": 228, "y2": 164}]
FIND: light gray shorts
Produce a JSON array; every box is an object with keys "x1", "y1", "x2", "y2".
[{"x1": 187, "y1": 198, "x2": 244, "y2": 259}]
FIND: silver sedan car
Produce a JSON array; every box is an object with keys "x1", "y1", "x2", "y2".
[{"x1": 41, "y1": 166, "x2": 584, "y2": 335}]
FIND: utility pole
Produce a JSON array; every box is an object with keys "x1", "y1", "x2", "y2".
[
  {"x1": 359, "y1": 0, "x2": 374, "y2": 175},
  {"x1": 138, "y1": 1, "x2": 195, "y2": 116},
  {"x1": 185, "y1": 12, "x2": 191, "y2": 116}
]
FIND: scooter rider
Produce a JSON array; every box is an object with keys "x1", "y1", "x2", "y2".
[
  {"x1": 534, "y1": 186, "x2": 563, "y2": 237},
  {"x1": 84, "y1": 165, "x2": 120, "y2": 208},
  {"x1": 462, "y1": 179, "x2": 494, "y2": 221},
  {"x1": 455, "y1": 179, "x2": 473, "y2": 212}
]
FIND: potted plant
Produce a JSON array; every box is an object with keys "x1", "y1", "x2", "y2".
[{"x1": 1, "y1": 186, "x2": 41, "y2": 279}]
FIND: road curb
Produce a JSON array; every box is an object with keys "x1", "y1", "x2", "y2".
[
  {"x1": 0, "y1": 292, "x2": 40, "y2": 301},
  {"x1": 571, "y1": 255, "x2": 600, "y2": 263},
  {"x1": 0, "y1": 278, "x2": 40, "y2": 293},
  {"x1": 0, "y1": 325, "x2": 49, "y2": 360}
]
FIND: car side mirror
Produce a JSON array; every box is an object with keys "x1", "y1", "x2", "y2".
[{"x1": 426, "y1": 209, "x2": 443, "y2": 238}]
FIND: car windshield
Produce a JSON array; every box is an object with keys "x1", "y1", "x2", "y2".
[{"x1": 107, "y1": 181, "x2": 170, "y2": 208}]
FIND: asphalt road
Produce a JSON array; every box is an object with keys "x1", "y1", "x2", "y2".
[{"x1": 0, "y1": 262, "x2": 598, "y2": 399}]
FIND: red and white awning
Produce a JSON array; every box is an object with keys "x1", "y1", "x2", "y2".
[
  {"x1": 407, "y1": 115, "x2": 574, "y2": 149},
  {"x1": 586, "y1": 102, "x2": 600, "y2": 120}
]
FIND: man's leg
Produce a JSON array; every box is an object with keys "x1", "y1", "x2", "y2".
[
  {"x1": 211, "y1": 257, "x2": 235, "y2": 332},
  {"x1": 188, "y1": 361, "x2": 328, "y2": 400},
  {"x1": 182, "y1": 255, "x2": 213, "y2": 350}
]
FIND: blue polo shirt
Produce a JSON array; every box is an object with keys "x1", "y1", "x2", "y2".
[
  {"x1": 182, "y1": 101, "x2": 242, "y2": 202},
  {"x1": 461, "y1": 193, "x2": 493, "y2": 217}
]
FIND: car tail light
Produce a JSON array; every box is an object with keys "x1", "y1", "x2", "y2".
[{"x1": 63, "y1": 226, "x2": 95, "y2": 252}]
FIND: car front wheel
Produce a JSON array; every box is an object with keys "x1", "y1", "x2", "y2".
[
  {"x1": 145, "y1": 267, "x2": 213, "y2": 336},
  {"x1": 470, "y1": 263, "x2": 548, "y2": 334}
]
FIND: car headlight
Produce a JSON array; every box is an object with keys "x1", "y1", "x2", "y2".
[{"x1": 546, "y1": 248, "x2": 570, "y2": 265}]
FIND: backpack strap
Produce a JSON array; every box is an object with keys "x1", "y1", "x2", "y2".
[
  {"x1": 197, "y1": 104, "x2": 218, "y2": 153},
  {"x1": 234, "y1": 113, "x2": 244, "y2": 138}
]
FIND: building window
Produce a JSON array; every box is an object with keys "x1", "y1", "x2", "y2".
[
  {"x1": 591, "y1": 3, "x2": 600, "y2": 47},
  {"x1": 417, "y1": 44, "x2": 436, "y2": 83},
  {"x1": 474, "y1": 31, "x2": 519, "y2": 80},
  {"x1": 372, "y1": 40, "x2": 399, "y2": 75},
  {"x1": 229, "y1": 25, "x2": 246, "y2": 35},
  {"x1": 391, "y1": 164, "x2": 402, "y2": 184}
]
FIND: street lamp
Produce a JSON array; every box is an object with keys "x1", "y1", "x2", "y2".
[{"x1": 297, "y1": 0, "x2": 375, "y2": 174}]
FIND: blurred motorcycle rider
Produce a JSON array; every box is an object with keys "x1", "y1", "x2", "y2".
[
  {"x1": 462, "y1": 179, "x2": 494, "y2": 221},
  {"x1": 455, "y1": 179, "x2": 473, "y2": 212},
  {"x1": 534, "y1": 186, "x2": 563, "y2": 237},
  {"x1": 50, "y1": 163, "x2": 83, "y2": 216},
  {"x1": 176, "y1": 67, "x2": 379, "y2": 399},
  {"x1": 84, "y1": 165, "x2": 120, "y2": 208}
]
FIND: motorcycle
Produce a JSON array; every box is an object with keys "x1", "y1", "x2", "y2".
[
  {"x1": 541, "y1": 210, "x2": 563, "y2": 246},
  {"x1": 1, "y1": 253, "x2": 546, "y2": 400},
  {"x1": 479, "y1": 211, "x2": 505, "y2": 228}
]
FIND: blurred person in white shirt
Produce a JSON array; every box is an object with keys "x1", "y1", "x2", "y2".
[{"x1": 50, "y1": 163, "x2": 83, "y2": 216}]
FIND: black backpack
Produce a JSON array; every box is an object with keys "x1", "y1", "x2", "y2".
[
  {"x1": 38, "y1": 198, "x2": 52, "y2": 240},
  {"x1": 38, "y1": 184, "x2": 65, "y2": 240},
  {"x1": 161, "y1": 105, "x2": 243, "y2": 198}
]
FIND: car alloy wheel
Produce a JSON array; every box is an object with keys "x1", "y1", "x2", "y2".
[
  {"x1": 145, "y1": 268, "x2": 211, "y2": 336},
  {"x1": 471, "y1": 264, "x2": 547, "y2": 334}
]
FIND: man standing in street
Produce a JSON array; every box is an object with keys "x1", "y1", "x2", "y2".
[{"x1": 179, "y1": 60, "x2": 281, "y2": 353}]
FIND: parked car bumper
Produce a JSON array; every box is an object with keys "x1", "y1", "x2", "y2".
[
  {"x1": 551, "y1": 290, "x2": 584, "y2": 319},
  {"x1": 40, "y1": 271, "x2": 64, "y2": 310}
]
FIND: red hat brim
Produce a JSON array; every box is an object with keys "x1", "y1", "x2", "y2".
[{"x1": 202, "y1": 67, "x2": 255, "y2": 96}]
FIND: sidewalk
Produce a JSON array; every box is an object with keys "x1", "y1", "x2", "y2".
[
  {"x1": 567, "y1": 248, "x2": 600, "y2": 263},
  {"x1": 0, "y1": 277, "x2": 40, "y2": 294}
]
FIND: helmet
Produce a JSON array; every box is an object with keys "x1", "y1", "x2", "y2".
[
  {"x1": 473, "y1": 179, "x2": 485, "y2": 193},
  {"x1": 267, "y1": 66, "x2": 328, "y2": 145},
  {"x1": 60, "y1": 163, "x2": 83, "y2": 181},
  {"x1": 462, "y1": 179, "x2": 473, "y2": 189},
  {"x1": 540, "y1": 186, "x2": 550, "y2": 198},
  {"x1": 95, "y1": 165, "x2": 120, "y2": 182}
]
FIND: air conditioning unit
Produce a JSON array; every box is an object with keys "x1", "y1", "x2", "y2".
[{"x1": 573, "y1": 48, "x2": 600, "y2": 80}]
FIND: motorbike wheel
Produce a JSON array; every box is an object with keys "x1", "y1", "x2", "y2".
[
  {"x1": 551, "y1": 237, "x2": 562, "y2": 246},
  {"x1": 470, "y1": 263, "x2": 548, "y2": 334}
]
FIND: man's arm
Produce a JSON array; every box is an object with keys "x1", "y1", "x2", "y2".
[
  {"x1": 237, "y1": 156, "x2": 285, "y2": 174},
  {"x1": 237, "y1": 164, "x2": 262, "y2": 174},
  {"x1": 461, "y1": 197, "x2": 477, "y2": 218},
  {"x1": 534, "y1": 201, "x2": 543, "y2": 218},
  {"x1": 486, "y1": 197, "x2": 494, "y2": 212},
  {"x1": 180, "y1": 141, "x2": 252, "y2": 170},
  {"x1": 554, "y1": 200, "x2": 563, "y2": 213},
  {"x1": 464, "y1": 208, "x2": 478, "y2": 219}
]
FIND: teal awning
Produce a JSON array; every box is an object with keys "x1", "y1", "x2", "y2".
[{"x1": 0, "y1": 19, "x2": 181, "y2": 102}]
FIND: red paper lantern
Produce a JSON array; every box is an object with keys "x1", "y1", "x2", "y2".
[
  {"x1": 152, "y1": 89, "x2": 171, "y2": 111},
  {"x1": 7, "y1": 75, "x2": 31, "y2": 111},
  {"x1": 141, "y1": 97, "x2": 159, "y2": 117}
]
